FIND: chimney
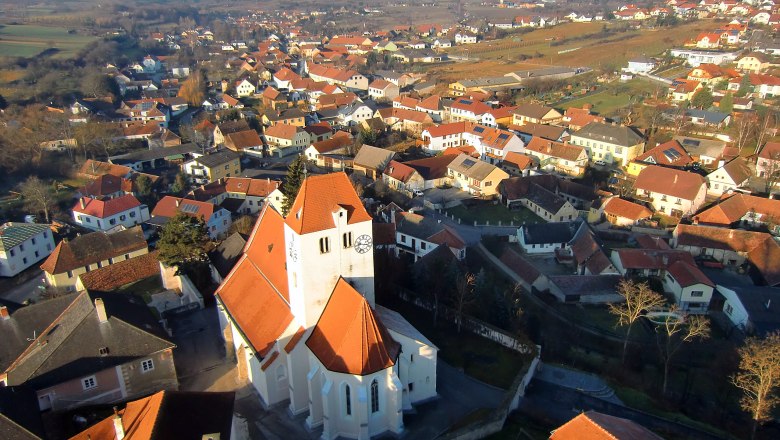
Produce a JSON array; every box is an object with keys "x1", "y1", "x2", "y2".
[
  {"x1": 673, "y1": 175, "x2": 678, "y2": 184},
  {"x1": 113, "y1": 407, "x2": 125, "y2": 440},
  {"x1": 0, "y1": 306, "x2": 9, "y2": 320},
  {"x1": 95, "y1": 298, "x2": 108, "y2": 323},
  {"x1": 390, "y1": 209, "x2": 396, "y2": 224},
  {"x1": 175, "y1": 199, "x2": 181, "y2": 207},
  {"x1": 80, "y1": 197, "x2": 86, "y2": 209}
]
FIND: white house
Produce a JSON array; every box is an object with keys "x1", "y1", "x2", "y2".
[
  {"x1": 717, "y1": 285, "x2": 780, "y2": 337},
  {"x1": 215, "y1": 173, "x2": 438, "y2": 440},
  {"x1": 235, "y1": 79, "x2": 256, "y2": 97},
  {"x1": 393, "y1": 211, "x2": 466, "y2": 261},
  {"x1": 634, "y1": 166, "x2": 707, "y2": 217},
  {"x1": 626, "y1": 57, "x2": 656, "y2": 74},
  {"x1": 0, "y1": 223, "x2": 55, "y2": 277},
  {"x1": 150, "y1": 196, "x2": 231, "y2": 239},
  {"x1": 662, "y1": 260, "x2": 715, "y2": 314},
  {"x1": 72, "y1": 195, "x2": 150, "y2": 232},
  {"x1": 517, "y1": 222, "x2": 576, "y2": 254},
  {"x1": 706, "y1": 157, "x2": 752, "y2": 196}
]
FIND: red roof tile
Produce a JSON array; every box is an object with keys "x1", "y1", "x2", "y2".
[
  {"x1": 285, "y1": 173, "x2": 372, "y2": 235},
  {"x1": 306, "y1": 278, "x2": 400, "y2": 375},
  {"x1": 73, "y1": 194, "x2": 142, "y2": 219},
  {"x1": 604, "y1": 198, "x2": 653, "y2": 221},
  {"x1": 151, "y1": 196, "x2": 215, "y2": 220},
  {"x1": 667, "y1": 260, "x2": 714, "y2": 288},
  {"x1": 635, "y1": 166, "x2": 705, "y2": 201}
]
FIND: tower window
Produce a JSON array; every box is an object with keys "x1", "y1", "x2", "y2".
[
  {"x1": 319, "y1": 237, "x2": 330, "y2": 254},
  {"x1": 371, "y1": 379, "x2": 379, "y2": 413},
  {"x1": 343, "y1": 232, "x2": 353, "y2": 248},
  {"x1": 345, "y1": 384, "x2": 352, "y2": 416}
]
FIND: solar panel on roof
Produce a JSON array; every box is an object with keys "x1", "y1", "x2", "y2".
[
  {"x1": 682, "y1": 139, "x2": 700, "y2": 146},
  {"x1": 498, "y1": 133, "x2": 509, "y2": 140},
  {"x1": 462, "y1": 159, "x2": 476, "y2": 168},
  {"x1": 473, "y1": 126, "x2": 484, "y2": 133},
  {"x1": 663, "y1": 148, "x2": 682, "y2": 162},
  {"x1": 460, "y1": 99, "x2": 473, "y2": 105},
  {"x1": 181, "y1": 203, "x2": 199, "y2": 213}
]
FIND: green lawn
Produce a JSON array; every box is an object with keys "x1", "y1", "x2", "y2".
[
  {"x1": 559, "y1": 78, "x2": 664, "y2": 117},
  {"x1": 446, "y1": 202, "x2": 543, "y2": 225},
  {"x1": 0, "y1": 24, "x2": 96, "y2": 59},
  {"x1": 387, "y1": 299, "x2": 534, "y2": 389}
]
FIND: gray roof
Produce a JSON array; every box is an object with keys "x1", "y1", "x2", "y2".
[
  {"x1": 573, "y1": 122, "x2": 644, "y2": 147},
  {"x1": 111, "y1": 143, "x2": 200, "y2": 164},
  {"x1": 684, "y1": 109, "x2": 730, "y2": 124},
  {"x1": 376, "y1": 305, "x2": 437, "y2": 349},
  {"x1": 525, "y1": 183, "x2": 567, "y2": 214},
  {"x1": 192, "y1": 149, "x2": 241, "y2": 168},
  {"x1": 457, "y1": 77, "x2": 519, "y2": 88},
  {"x1": 0, "y1": 223, "x2": 50, "y2": 252},
  {"x1": 208, "y1": 232, "x2": 247, "y2": 278},
  {"x1": 353, "y1": 145, "x2": 396, "y2": 170},
  {"x1": 674, "y1": 135, "x2": 727, "y2": 158},
  {"x1": 395, "y1": 213, "x2": 446, "y2": 239},
  {"x1": 521, "y1": 222, "x2": 577, "y2": 245},
  {"x1": 723, "y1": 285, "x2": 780, "y2": 337},
  {"x1": 1, "y1": 291, "x2": 173, "y2": 388},
  {"x1": 447, "y1": 154, "x2": 499, "y2": 181}
]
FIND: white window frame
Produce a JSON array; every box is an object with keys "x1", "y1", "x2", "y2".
[
  {"x1": 141, "y1": 358, "x2": 154, "y2": 373},
  {"x1": 82, "y1": 375, "x2": 97, "y2": 390}
]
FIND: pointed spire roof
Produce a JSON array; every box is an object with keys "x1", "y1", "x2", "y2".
[
  {"x1": 284, "y1": 172, "x2": 372, "y2": 235},
  {"x1": 306, "y1": 278, "x2": 400, "y2": 375}
]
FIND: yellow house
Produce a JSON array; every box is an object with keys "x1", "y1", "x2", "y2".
[
  {"x1": 41, "y1": 226, "x2": 149, "y2": 290},
  {"x1": 182, "y1": 150, "x2": 242, "y2": 185},
  {"x1": 737, "y1": 53, "x2": 771, "y2": 73},
  {"x1": 446, "y1": 153, "x2": 509, "y2": 197}
]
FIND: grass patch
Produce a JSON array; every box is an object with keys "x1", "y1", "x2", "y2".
[
  {"x1": 386, "y1": 298, "x2": 534, "y2": 389},
  {"x1": 559, "y1": 78, "x2": 664, "y2": 116},
  {"x1": 0, "y1": 24, "x2": 96, "y2": 59},
  {"x1": 557, "y1": 304, "x2": 628, "y2": 337},
  {"x1": 446, "y1": 201, "x2": 543, "y2": 225}
]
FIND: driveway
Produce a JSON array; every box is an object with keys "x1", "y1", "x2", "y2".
[
  {"x1": 169, "y1": 306, "x2": 227, "y2": 380},
  {"x1": 0, "y1": 269, "x2": 46, "y2": 304}
]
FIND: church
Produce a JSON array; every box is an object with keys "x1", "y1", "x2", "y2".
[{"x1": 216, "y1": 172, "x2": 438, "y2": 439}]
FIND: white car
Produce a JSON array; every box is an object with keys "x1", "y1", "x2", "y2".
[
  {"x1": 413, "y1": 189, "x2": 424, "y2": 197},
  {"x1": 594, "y1": 160, "x2": 607, "y2": 166}
]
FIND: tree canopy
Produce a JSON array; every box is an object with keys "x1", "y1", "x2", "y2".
[
  {"x1": 281, "y1": 155, "x2": 306, "y2": 216},
  {"x1": 156, "y1": 212, "x2": 210, "y2": 272}
]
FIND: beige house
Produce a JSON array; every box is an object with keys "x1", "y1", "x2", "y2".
[
  {"x1": 569, "y1": 122, "x2": 645, "y2": 167},
  {"x1": 353, "y1": 145, "x2": 397, "y2": 180},
  {"x1": 511, "y1": 103, "x2": 563, "y2": 126},
  {"x1": 634, "y1": 165, "x2": 707, "y2": 217},
  {"x1": 737, "y1": 53, "x2": 771, "y2": 73},
  {"x1": 41, "y1": 226, "x2": 149, "y2": 290},
  {"x1": 447, "y1": 154, "x2": 509, "y2": 196},
  {"x1": 264, "y1": 124, "x2": 312, "y2": 157}
]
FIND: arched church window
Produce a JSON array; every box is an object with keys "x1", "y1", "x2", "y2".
[{"x1": 370, "y1": 379, "x2": 379, "y2": 413}]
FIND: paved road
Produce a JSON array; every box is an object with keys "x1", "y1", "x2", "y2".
[{"x1": 0, "y1": 269, "x2": 46, "y2": 304}]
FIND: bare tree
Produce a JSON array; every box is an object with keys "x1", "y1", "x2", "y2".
[
  {"x1": 758, "y1": 151, "x2": 780, "y2": 193},
  {"x1": 609, "y1": 280, "x2": 667, "y2": 364},
  {"x1": 654, "y1": 307, "x2": 710, "y2": 396},
  {"x1": 734, "y1": 114, "x2": 757, "y2": 153},
  {"x1": 20, "y1": 176, "x2": 56, "y2": 223},
  {"x1": 756, "y1": 111, "x2": 777, "y2": 153},
  {"x1": 732, "y1": 332, "x2": 780, "y2": 440},
  {"x1": 453, "y1": 273, "x2": 476, "y2": 333}
]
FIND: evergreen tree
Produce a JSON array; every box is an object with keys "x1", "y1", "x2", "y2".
[
  {"x1": 171, "y1": 172, "x2": 188, "y2": 195},
  {"x1": 281, "y1": 155, "x2": 306, "y2": 216},
  {"x1": 737, "y1": 74, "x2": 752, "y2": 98},
  {"x1": 157, "y1": 212, "x2": 210, "y2": 273},
  {"x1": 719, "y1": 93, "x2": 734, "y2": 114},
  {"x1": 691, "y1": 87, "x2": 713, "y2": 109}
]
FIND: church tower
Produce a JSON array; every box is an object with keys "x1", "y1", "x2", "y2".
[{"x1": 283, "y1": 173, "x2": 375, "y2": 328}]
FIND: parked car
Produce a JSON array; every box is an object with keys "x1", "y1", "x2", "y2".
[
  {"x1": 594, "y1": 160, "x2": 607, "y2": 166},
  {"x1": 413, "y1": 189, "x2": 424, "y2": 197}
]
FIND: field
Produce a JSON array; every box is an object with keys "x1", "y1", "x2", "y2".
[
  {"x1": 557, "y1": 78, "x2": 667, "y2": 116},
  {"x1": 0, "y1": 24, "x2": 96, "y2": 58},
  {"x1": 433, "y1": 21, "x2": 707, "y2": 81}
]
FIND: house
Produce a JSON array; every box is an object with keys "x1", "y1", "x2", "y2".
[
  {"x1": 235, "y1": 78, "x2": 256, "y2": 97},
  {"x1": 215, "y1": 173, "x2": 437, "y2": 439},
  {"x1": 737, "y1": 53, "x2": 771, "y2": 73},
  {"x1": 675, "y1": 136, "x2": 727, "y2": 167},
  {"x1": 41, "y1": 226, "x2": 148, "y2": 290},
  {"x1": 182, "y1": 150, "x2": 242, "y2": 185},
  {"x1": 756, "y1": 141, "x2": 780, "y2": 183},
  {"x1": 368, "y1": 79, "x2": 400, "y2": 100},
  {"x1": 511, "y1": 103, "x2": 563, "y2": 126},
  {"x1": 626, "y1": 56, "x2": 656, "y2": 74},
  {"x1": 563, "y1": 106, "x2": 605, "y2": 131},
  {"x1": 499, "y1": 247, "x2": 548, "y2": 292},
  {"x1": 569, "y1": 122, "x2": 645, "y2": 167},
  {"x1": 376, "y1": 107, "x2": 434, "y2": 136},
  {"x1": 634, "y1": 166, "x2": 707, "y2": 217},
  {"x1": 72, "y1": 195, "x2": 150, "y2": 232},
  {"x1": 517, "y1": 222, "x2": 577, "y2": 254},
  {"x1": 150, "y1": 197, "x2": 231, "y2": 239},
  {"x1": 383, "y1": 155, "x2": 454, "y2": 193},
  {"x1": 447, "y1": 98, "x2": 493, "y2": 123},
  {"x1": 69, "y1": 390, "x2": 240, "y2": 440},
  {"x1": 214, "y1": 120, "x2": 251, "y2": 146},
  {"x1": 627, "y1": 140, "x2": 694, "y2": 177},
  {"x1": 420, "y1": 122, "x2": 473, "y2": 154},
  {"x1": 524, "y1": 137, "x2": 588, "y2": 177},
  {"x1": 224, "y1": 177, "x2": 285, "y2": 215},
  {"x1": 224, "y1": 129, "x2": 264, "y2": 153},
  {"x1": 511, "y1": 122, "x2": 570, "y2": 143},
  {"x1": 0, "y1": 291, "x2": 176, "y2": 412},
  {"x1": 664, "y1": 260, "x2": 715, "y2": 313},
  {"x1": 727, "y1": 73, "x2": 780, "y2": 98},
  {"x1": 393, "y1": 211, "x2": 466, "y2": 261},
  {"x1": 686, "y1": 63, "x2": 738, "y2": 85},
  {"x1": 696, "y1": 32, "x2": 722, "y2": 49},
  {"x1": 501, "y1": 152, "x2": 534, "y2": 176},
  {"x1": 669, "y1": 78, "x2": 703, "y2": 102},
  {"x1": 682, "y1": 109, "x2": 731, "y2": 128},
  {"x1": 611, "y1": 248, "x2": 696, "y2": 278},
  {"x1": 0, "y1": 223, "x2": 55, "y2": 277},
  {"x1": 447, "y1": 154, "x2": 509, "y2": 197},
  {"x1": 74, "y1": 250, "x2": 161, "y2": 293},
  {"x1": 454, "y1": 32, "x2": 477, "y2": 44},
  {"x1": 304, "y1": 132, "x2": 355, "y2": 170},
  {"x1": 353, "y1": 145, "x2": 396, "y2": 180},
  {"x1": 109, "y1": 143, "x2": 201, "y2": 172},
  {"x1": 601, "y1": 197, "x2": 653, "y2": 226},
  {"x1": 550, "y1": 411, "x2": 662, "y2": 440},
  {"x1": 266, "y1": 107, "x2": 307, "y2": 127},
  {"x1": 498, "y1": 176, "x2": 583, "y2": 222},
  {"x1": 672, "y1": 224, "x2": 780, "y2": 286},
  {"x1": 694, "y1": 193, "x2": 780, "y2": 231},
  {"x1": 717, "y1": 285, "x2": 780, "y2": 337},
  {"x1": 706, "y1": 157, "x2": 752, "y2": 196},
  {"x1": 308, "y1": 64, "x2": 369, "y2": 90},
  {"x1": 466, "y1": 125, "x2": 525, "y2": 165},
  {"x1": 567, "y1": 222, "x2": 619, "y2": 275},
  {"x1": 264, "y1": 124, "x2": 312, "y2": 157}
]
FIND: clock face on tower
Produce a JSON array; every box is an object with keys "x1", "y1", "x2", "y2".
[{"x1": 354, "y1": 234, "x2": 373, "y2": 254}]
